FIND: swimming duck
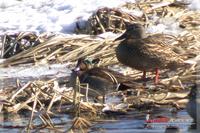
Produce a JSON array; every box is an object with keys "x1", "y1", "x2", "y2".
[
  {"x1": 70, "y1": 58, "x2": 122, "y2": 103},
  {"x1": 115, "y1": 23, "x2": 186, "y2": 84}
]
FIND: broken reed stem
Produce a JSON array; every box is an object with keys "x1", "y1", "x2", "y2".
[
  {"x1": 85, "y1": 84, "x2": 89, "y2": 102},
  {"x1": 70, "y1": 117, "x2": 92, "y2": 130},
  {"x1": 75, "y1": 75, "x2": 81, "y2": 117},
  {"x1": 77, "y1": 79, "x2": 81, "y2": 118},
  {"x1": 46, "y1": 113, "x2": 55, "y2": 127},
  {"x1": 11, "y1": 95, "x2": 35, "y2": 113},
  {"x1": 41, "y1": 113, "x2": 54, "y2": 128},
  {"x1": 39, "y1": 115, "x2": 48, "y2": 126},
  {"x1": 47, "y1": 93, "x2": 57, "y2": 113},
  {"x1": 39, "y1": 114, "x2": 54, "y2": 128},
  {"x1": 27, "y1": 91, "x2": 40, "y2": 132},
  {"x1": 95, "y1": 15, "x2": 106, "y2": 33},
  {"x1": 69, "y1": 72, "x2": 92, "y2": 131},
  {"x1": 9, "y1": 81, "x2": 31, "y2": 102}
]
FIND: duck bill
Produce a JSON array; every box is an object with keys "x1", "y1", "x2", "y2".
[{"x1": 114, "y1": 33, "x2": 127, "y2": 41}]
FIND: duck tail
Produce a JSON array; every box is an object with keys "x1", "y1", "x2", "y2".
[
  {"x1": 184, "y1": 59, "x2": 197, "y2": 65},
  {"x1": 179, "y1": 59, "x2": 197, "y2": 70},
  {"x1": 168, "y1": 59, "x2": 195, "y2": 70},
  {"x1": 184, "y1": 54, "x2": 200, "y2": 65}
]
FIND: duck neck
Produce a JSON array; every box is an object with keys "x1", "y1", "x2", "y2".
[{"x1": 132, "y1": 29, "x2": 145, "y2": 39}]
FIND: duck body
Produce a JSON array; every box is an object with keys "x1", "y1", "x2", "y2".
[
  {"x1": 116, "y1": 38, "x2": 184, "y2": 72},
  {"x1": 77, "y1": 67, "x2": 119, "y2": 97}
]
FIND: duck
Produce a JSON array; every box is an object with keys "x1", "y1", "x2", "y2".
[
  {"x1": 115, "y1": 23, "x2": 187, "y2": 84},
  {"x1": 186, "y1": 84, "x2": 198, "y2": 129},
  {"x1": 69, "y1": 58, "x2": 129, "y2": 103}
]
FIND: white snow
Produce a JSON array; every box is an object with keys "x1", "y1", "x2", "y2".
[
  {"x1": 0, "y1": 63, "x2": 72, "y2": 78},
  {"x1": 188, "y1": 0, "x2": 200, "y2": 10},
  {"x1": 0, "y1": 0, "x2": 133, "y2": 34},
  {"x1": 0, "y1": 0, "x2": 199, "y2": 35}
]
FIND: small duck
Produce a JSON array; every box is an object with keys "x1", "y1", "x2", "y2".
[
  {"x1": 186, "y1": 84, "x2": 198, "y2": 129},
  {"x1": 70, "y1": 58, "x2": 122, "y2": 103},
  {"x1": 115, "y1": 23, "x2": 186, "y2": 84}
]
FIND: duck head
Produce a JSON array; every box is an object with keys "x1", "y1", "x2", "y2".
[
  {"x1": 73, "y1": 57, "x2": 100, "y2": 73},
  {"x1": 115, "y1": 23, "x2": 145, "y2": 41}
]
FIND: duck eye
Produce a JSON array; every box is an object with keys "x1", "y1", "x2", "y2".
[{"x1": 92, "y1": 58, "x2": 100, "y2": 64}]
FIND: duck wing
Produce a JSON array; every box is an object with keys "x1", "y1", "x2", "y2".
[
  {"x1": 145, "y1": 33, "x2": 176, "y2": 45},
  {"x1": 141, "y1": 39, "x2": 184, "y2": 69},
  {"x1": 82, "y1": 67, "x2": 142, "y2": 90}
]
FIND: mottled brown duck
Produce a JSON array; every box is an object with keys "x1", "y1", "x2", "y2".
[
  {"x1": 115, "y1": 23, "x2": 187, "y2": 84},
  {"x1": 69, "y1": 58, "x2": 134, "y2": 103}
]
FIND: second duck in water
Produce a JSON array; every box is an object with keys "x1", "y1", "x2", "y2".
[
  {"x1": 70, "y1": 58, "x2": 121, "y2": 103},
  {"x1": 115, "y1": 23, "x2": 186, "y2": 84}
]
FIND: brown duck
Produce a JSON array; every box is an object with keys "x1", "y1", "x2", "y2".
[{"x1": 115, "y1": 23, "x2": 186, "y2": 84}]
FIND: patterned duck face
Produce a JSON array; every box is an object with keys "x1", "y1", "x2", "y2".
[
  {"x1": 73, "y1": 57, "x2": 100, "y2": 72},
  {"x1": 70, "y1": 57, "x2": 100, "y2": 88}
]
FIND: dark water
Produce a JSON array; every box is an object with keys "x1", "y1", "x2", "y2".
[
  {"x1": 0, "y1": 64, "x2": 194, "y2": 132},
  {"x1": 0, "y1": 107, "x2": 193, "y2": 132}
]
